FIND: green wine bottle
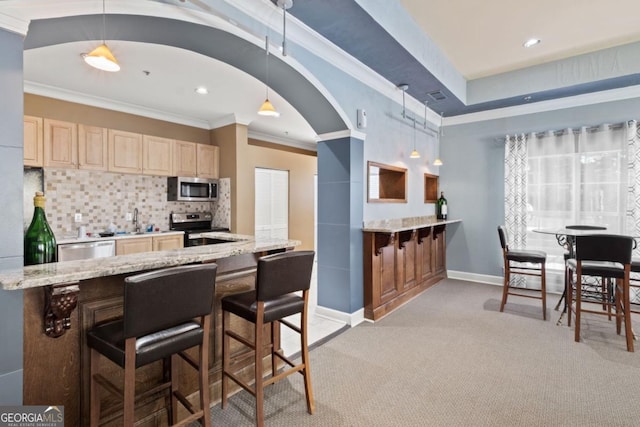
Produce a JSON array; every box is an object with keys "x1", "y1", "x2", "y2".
[
  {"x1": 24, "y1": 191, "x2": 57, "y2": 265},
  {"x1": 437, "y1": 191, "x2": 448, "y2": 220}
]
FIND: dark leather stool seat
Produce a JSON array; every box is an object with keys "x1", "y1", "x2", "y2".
[
  {"x1": 221, "y1": 250, "x2": 315, "y2": 427},
  {"x1": 87, "y1": 263, "x2": 217, "y2": 426},
  {"x1": 497, "y1": 226, "x2": 547, "y2": 319}
]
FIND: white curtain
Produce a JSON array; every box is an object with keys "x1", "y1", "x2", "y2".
[
  {"x1": 504, "y1": 134, "x2": 528, "y2": 249},
  {"x1": 627, "y1": 120, "x2": 640, "y2": 255},
  {"x1": 522, "y1": 124, "x2": 629, "y2": 293}
]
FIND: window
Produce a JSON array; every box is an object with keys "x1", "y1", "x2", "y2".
[
  {"x1": 255, "y1": 168, "x2": 289, "y2": 240},
  {"x1": 526, "y1": 126, "x2": 628, "y2": 285}
]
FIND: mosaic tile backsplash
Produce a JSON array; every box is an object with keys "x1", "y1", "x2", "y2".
[{"x1": 38, "y1": 169, "x2": 230, "y2": 238}]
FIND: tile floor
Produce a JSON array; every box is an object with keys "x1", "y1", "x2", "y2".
[{"x1": 280, "y1": 312, "x2": 347, "y2": 356}]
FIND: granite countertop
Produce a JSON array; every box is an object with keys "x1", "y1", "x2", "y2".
[
  {"x1": 57, "y1": 230, "x2": 184, "y2": 245},
  {"x1": 362, "y1": 218, "x2": 462, "y2": 233},
  {"x1": 0, "y1": 232, "x2": 300, "y2": 290}
]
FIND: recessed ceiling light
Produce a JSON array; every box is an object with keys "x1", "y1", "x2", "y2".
[
  {"x1": 195, "y1": 87, "x2": 209, "y2": 95},
  {"x1": 523, "y1": 38, "x2": 541, "y2": 48}
]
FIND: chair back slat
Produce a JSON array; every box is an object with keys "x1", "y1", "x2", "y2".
[
  {"x1": 123, "y1": 263, "x2": 217, "y2": 339},
  {"x1": 256, "y1": 251, "x2": 315, "y2": 301},
  {"x1": 575, "y1": 235, "x2": 633, "y2": 264},
  {"x1": 497, "y1": 226, "x2": 509, "y2": 251}
]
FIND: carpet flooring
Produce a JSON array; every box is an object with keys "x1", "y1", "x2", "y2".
[{"x1": 207, "y1": 279, "x2": 640, "y2": 426}]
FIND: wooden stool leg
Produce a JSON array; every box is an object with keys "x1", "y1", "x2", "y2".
[
  {"x1": 567, "y1": 268, "x2": 573, "y2": 327},
  {"x1": 575, "y1": 271, "x2": 582, "y2": 343},
  {"x1": 541, "y1": 264, "x2": 547, "y2": 321},
  {"x1": 616, "y1": 279, "x2": 623, "y2": 335},
  {"x1": 170, "y1": 354, "x2": 179, "y2": 425},
  {"x1": 255, "y1": 304, "x2": 265, "y2": 427},
  {"x1": 301, "y1": 294, "x2": 315, "y2": 414},
  {"x1": 271, "y1": 320, "x2": 280, "y2": 377},
  {"x1": 623, "y1": 276, "x2": 635, "y2": 352},
  {"x1": 200, "y1": 315, "x2": 212, "y2": 427},
  {"x1": 221, "y1": 310, "x2": 230, "y2": 409},
  {"x1": 500, "y1": 262, "x2": 510, "y2": 312},
  {"x1": 89, "y1": 348, "x2": 101, "y2": 427},
  {"x1": 123, "y1": 338, "x2": 136, "y2": 427}
]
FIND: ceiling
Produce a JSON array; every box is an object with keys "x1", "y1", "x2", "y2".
[{"x1": 11, "y1": 0, "x2": 640, "y2": 143}]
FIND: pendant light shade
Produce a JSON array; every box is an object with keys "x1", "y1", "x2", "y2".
[
  {"x1": 410, "y1": 149, "x2": 421, "y2": 159},
  {"x1": 84, "y1": 0, "x2": 120, "y2": 72},
  {"x1": 258, "y1": 98, "x2": 280, "y2": 117},
  {"x1": 83, "y1": 44, "x2": 120, "y2": 72},
  {"x1": 433, "y1": 158, "x2": 443, "y2": 166},
  {"x1": 257, "y1": 35, "x2": 280, "y2": 117}
]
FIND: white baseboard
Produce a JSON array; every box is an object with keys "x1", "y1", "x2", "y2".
[
  {"x1": 447, "y1": 270, "x2": 503, "y2": 286},
  {"x1": 315, "y1": 305, "x2": 365, "y2": 327}
]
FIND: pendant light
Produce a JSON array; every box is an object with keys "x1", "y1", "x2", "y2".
[
  {"x1": 433, "y1": 112, "x2": 444, "y2": 166},
  {"x1": 258, "y1": 36, "x2": 280, "y2": 117},
  {"x1": 277, "y1": 0, "x2": 293, "y2": 56},
  {"x1": 83, "y1": 0, "x2": 120, "y2": 72},
  {"x1": 410, "y1": 120, "x2": 420, "y2": 159}
]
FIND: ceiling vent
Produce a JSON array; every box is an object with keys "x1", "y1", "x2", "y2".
[{"x1": 427, "y1": 90, "x2": 447, "y2": 102}]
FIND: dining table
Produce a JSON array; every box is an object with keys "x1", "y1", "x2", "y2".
[{"x1": 532, "y1": 227, "x2": 638, "y2": 325}]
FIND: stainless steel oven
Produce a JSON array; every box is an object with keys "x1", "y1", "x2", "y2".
[{"x1": 169, "y1": 212, "x2": 229, "y2": 247}]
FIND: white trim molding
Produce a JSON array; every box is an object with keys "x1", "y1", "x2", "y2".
[
  {"x1": 447, "y1": 270, "x2": 503, "y2": 286},
  {"x1": 315, "y1": 305, "x2": 365, "y2": 327},
  {"x1": 318, "y1": 129, "x2": 367, "y2": 142}
]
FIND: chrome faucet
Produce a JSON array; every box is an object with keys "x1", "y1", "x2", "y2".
[{"x1": 133, "y1": 208, "x2": 140, "y2": 232}]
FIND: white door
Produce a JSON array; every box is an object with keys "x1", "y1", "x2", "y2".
[{"x1": 255, "y1": 168, "x2": 289, "y2": 239}]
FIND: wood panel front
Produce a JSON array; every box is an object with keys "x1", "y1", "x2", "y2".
[{"x1": 364, "y1": 225, "x2": 447, "y2": 321}]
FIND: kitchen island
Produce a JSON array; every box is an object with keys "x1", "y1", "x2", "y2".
[
  {"x1": 363, "y1": 216, "x2": 461, "y2": 321},
  {"x1": 0, "y1": 232, "x2": 300, "y2": 426}
]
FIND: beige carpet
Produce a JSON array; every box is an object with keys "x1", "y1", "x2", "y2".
[{"x1": 207, "y1": 279, "x2": 640, "y2": 426}]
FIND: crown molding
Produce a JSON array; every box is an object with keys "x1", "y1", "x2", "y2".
[
  {"x1": 445, "y1": 84, "x2": 640, "y2": 127},
  {"x1": 248, "y1": 130, "x2": 317, "y2": 151},
  {"x1": 0, "y1": 11, "x2": 29, "y2": 35},
  {"x1": 317, "y1": 129, "x2": 366, "y2": 142},
  {"x1": 24, "y1": 81, "x2": 211, "y2": 129}
]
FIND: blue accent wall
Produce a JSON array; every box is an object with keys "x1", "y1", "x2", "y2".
[
  {"x1": 0, "y1": 27, "x2": 24, "y2": 404},
  {"x1": 317, "y1": 137, "x2": 364, "y2": 313}
]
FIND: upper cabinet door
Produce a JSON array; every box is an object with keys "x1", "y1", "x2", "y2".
[
  {"x1": 23, "y1": 116, "x2": 43, "y2": 167},
  {"x1": 174, "y1": 140, "x2": 197, "y2": 177},
  {"x1": 142, "y1": 135, "x2": 174, "y2": 176},
  {"x1": 78, "y1": 124, "x2": 108, "y2": 171},
  {"x1": 197, "y1": 144, "x2": 219, "y2": 179},
  {"x1": 44, "y1": 118, "x2": 78, "y2": 169},
  {"x1": 108, "y1": 129, "x2": 142, "y2": 174}
]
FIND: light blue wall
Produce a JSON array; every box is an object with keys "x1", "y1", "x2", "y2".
[
  {"x1": 440, "y1": 96, "x2": 640, "y2": 278},
  {"x1": 0, "y1": 27, "x2": 25, "y2": 404},
  {"x1": 317, "y1": 137, "x2": 364, "y2": 313}
]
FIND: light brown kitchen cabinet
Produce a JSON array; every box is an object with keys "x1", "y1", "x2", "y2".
[
  {"x1": 197, "y1": 144, "x2": 219, "y2": 179},
  {"x1": 78, "y1": 125, "x2": 108, "y2": 171},
  {"x1": 108, "y1": 129, "x2": 142, "y2": 174},
  {"x1": 142, "y1": 135, "x2": 174, "y2": 176},
  {"x1": 152, "y1": 234, "x2": 183, "y2": 251},
  {"x1": 115, "y1": 237, "x2": 152, "y2": 255},
  {"x1": 23, "y1": 116, "x2": 43, "y2": 167},
  {"x1": 44, "y1": 118, "x2": 78, "y2": 168},
  {"x1": 174, "y1": 140, "x2": 197, "y2": 177}
]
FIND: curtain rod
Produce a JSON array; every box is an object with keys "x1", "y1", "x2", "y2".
[{"x1": 497, "y1": 119, "x2": 636, "y2": 142}]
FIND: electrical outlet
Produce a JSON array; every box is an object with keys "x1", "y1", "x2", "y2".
[
  {"x1": 125, "y1": 212, "x2": 133, "y2": 221},
  {"x1": 74, "y1": 213, "x2": 82, "y2": 223}
]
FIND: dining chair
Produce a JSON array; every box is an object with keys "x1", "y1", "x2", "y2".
[
  {"x1": 559, "y1": 225, "x2": 607, "y2": 314},
  {"x1": 221, "y1": 250, "x2": 315, "y2": 427},
  {"x1": 497, "y1": 226, "x2": 547, "y2": 320},
  {"x1": 567, "y1": 234, "x2": 634, "y2": 351},
  {"x1": 87, "y1": 263, "x2": 218, "y2": 426}
]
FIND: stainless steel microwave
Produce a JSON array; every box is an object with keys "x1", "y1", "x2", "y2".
[{"x1": 167, "y1": 177, "x2": 218, "y2": 202}]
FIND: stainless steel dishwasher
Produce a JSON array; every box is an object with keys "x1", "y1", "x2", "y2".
[{"x1": 57, "y1": 240, "x2": 116, "y2": 262}]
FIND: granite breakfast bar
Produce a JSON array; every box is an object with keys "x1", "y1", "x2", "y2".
[{"x1": 0, "y1": 232, "x2": 300, "y2": 427}]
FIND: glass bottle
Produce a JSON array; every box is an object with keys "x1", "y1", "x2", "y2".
[
  {"x1": 24, "y1": 191, "x2": 57, "y2": 265},
  {"x1": 437, "y1": 191, "x2": 448, "y2": 220}
]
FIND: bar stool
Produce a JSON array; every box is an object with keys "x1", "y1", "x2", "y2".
[
  {"x1": 568, "y1": 235, "x2": 634, "y2": 351},
  {"x1": 221, "y1": 250, "x2": 315, "y2": 427},
  {"x1": 87, "y1": 263, "x2": 217, "y2": 426},
  {"x1": 497, "y1": 226, "x2": 547, "y2": 319}
]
